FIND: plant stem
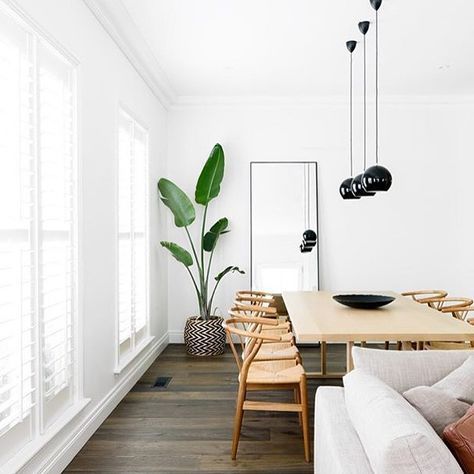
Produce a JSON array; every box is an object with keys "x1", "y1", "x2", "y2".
[
  {"x1": 205, "y1": 248, "x2": 214, "y2": 292},
  {"x1": 207, "y1": 273, "x2": 225, "y2": 316},
  {"x1": 200, "y1": 205, "x2": 209, "y2": 318},
  {"x1": 184, "y1": 226, "x2": 205, "y2": 318},
  {"x1": 184, "y1": 226, "x2": 201, "y2": 274},
  {"x1": 185, "y1": 266, "x2": 202, "y2": 317}
]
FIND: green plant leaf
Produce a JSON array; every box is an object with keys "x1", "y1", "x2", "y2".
[
  {"x1": 203, "y1": 217, "x2": 229, "y2": 252},
  {"x1": 215, "y1": 266, "x2": 245, "y2": 282},
  {"x1": 158, "y1": 178, "x2": 195, "y2": 227},
  {"x1": 195, "y1": 144, "x2": 225, "y2": 205},
  {"x1": 160, "y1": 241, "x2": 193, "y2": 267}
]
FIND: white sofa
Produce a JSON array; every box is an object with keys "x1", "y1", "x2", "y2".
[{"x1": 315, "y1": 347, "x2": 473, "y2": 474}]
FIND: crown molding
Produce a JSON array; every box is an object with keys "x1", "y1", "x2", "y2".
[
  {"x1": 171, "y1": 94, "x2": 474, "y2": 109},
  {"x1": 83, "y1": 0, "x2": 176, "y2": 108}
]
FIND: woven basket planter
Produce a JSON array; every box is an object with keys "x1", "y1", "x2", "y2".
[{"x1": 184, "y1": 316, "x2": 226, "y2": 356}]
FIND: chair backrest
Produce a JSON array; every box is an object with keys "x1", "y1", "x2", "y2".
[
  {"x1": 401, "y1": 289, "x2": 448, "y2": 308},
  {"x1": 223, "y1": 316, "x2": 281, "y2": 373},
  {"x1": 236, "y1": 290, "x2": 274, "y2": 298},
  {"x1": 235, "y1": 290, "x2": 275, "y2": 306},
  {"x1": 423, "y1": 297, "x2": 474, "y2": 319},
  {"x1": 232, "y1": 301, "x2": 278, "y2": 318}
]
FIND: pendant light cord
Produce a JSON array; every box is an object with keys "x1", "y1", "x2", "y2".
[
  {"x1": 375, "y1": 10, "x2": 379, "y2": 165},
  {"x1": 308, "y1": 164, "x2": 310, "y2": 227},
  {"x1": 350, "y1": 51, "x2": 353, "y2": 176},
  {"x1": 363, "y1": 33, "x2": 367, "y2": 170}
]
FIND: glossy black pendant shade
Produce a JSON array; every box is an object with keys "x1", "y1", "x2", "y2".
[
  {"x1": 302, "y1": 229, "x2": 317, "y2": 246},
  {"x1": 370, "y1": 0, "x2": 382, "y2": 10},
  {"x1": 351, "y1": 174, "x2": 375, "y2": 197},
  {"x1": 339, "y1": 178, "x2": 360, "y2": 200},
  {"x1": 362, "y1": 165, "x2": 392, "y2": 192},
  {"x1": 358, "y1": 21, "x2": 370, "y2": 35},
  {"x1": 346, "y1": 40, "x2": 357, "y2": 53}
]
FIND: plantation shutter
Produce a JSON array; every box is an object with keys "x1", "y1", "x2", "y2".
[
  {"x1": 117, "y1": 109, "x2": 149, "y2": 360},
  {"x1": 0, "y1": 8, "x2": 36, "y2": 440},
  {"x1": 37, "y1": 39, "x2": 76, "y2": 427},
  {"x1": 0, "y1": 1, "x2": 77, "y2": 458}
]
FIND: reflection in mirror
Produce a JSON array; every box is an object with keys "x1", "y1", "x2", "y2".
[{"x1": 250, "y1": 162, "x2": 319, "y2": 293}]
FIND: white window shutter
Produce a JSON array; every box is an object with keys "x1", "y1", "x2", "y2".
[
  {"x1": 0, "y1": 2, "x2": 77, "y2": 459},
  {"x1": 117, "y1": 109, "x2": 149, "y2": 361}
]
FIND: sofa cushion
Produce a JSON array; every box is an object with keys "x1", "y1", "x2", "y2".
[
  {"x1": 433, "y1": 355, "x2": 474, "y2": 404},
  {"x1": 344, "y1": 369, "x2": 462, "y2": 474},
  {"x1": 403, "y1": 386, "x2": 470, "y2": 436},
  {"x1": 444, "y1": 405, "x2": 474, "y2": 474},
  {"x1": 352, "y1": 347, "x2": 472, "y2": 393}
]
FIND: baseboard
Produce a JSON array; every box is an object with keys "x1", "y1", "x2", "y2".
[
  {"x1": 36, "y1": 331, "x2": 169, "y2": 474},
  {"x1": 168, "y1": 329, "x2": 184, "y2": 343}
]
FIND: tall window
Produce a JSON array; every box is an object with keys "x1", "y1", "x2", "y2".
[
  {"x1": 0, "y1": 3, "x2": 77, "y2": 462},
  {"x1": 117, "y1": 109, "x2": 149, "y2": 366}
]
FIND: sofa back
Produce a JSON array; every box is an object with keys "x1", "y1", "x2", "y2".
[{"x1": 352, "y1": 347, "x2": 473, "y2": 393}]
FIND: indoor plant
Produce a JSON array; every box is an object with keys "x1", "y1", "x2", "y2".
[{"x1": 158, "y1": 143, "x2": 244, "y2": 356}]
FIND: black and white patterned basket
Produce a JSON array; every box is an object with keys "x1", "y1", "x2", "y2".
[{"x1": 184, "y1": 316, "x2": 226, "y2": 356}]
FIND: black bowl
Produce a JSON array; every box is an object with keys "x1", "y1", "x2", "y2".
[{"x1": 332, "y1": 294, "x2": 395, "y2": 309}]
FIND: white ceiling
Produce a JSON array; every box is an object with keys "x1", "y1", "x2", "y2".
[{"x1": 118, "y1": 0, "x2": 474, "y2": 100}]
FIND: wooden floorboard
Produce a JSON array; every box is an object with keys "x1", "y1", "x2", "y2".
[{"x1": 65, "y1": 343, "x2": 352, "y2": 473}]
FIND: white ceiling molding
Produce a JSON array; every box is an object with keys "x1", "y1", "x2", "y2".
[
  {"x1": 83, "y1": 0, "x2": 176, "y2": 108},
  {"x1": 171, "y1": 94, "x2": 474, "y2": 110}
]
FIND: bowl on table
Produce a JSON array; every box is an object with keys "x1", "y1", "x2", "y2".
[{"x1": 332, "y1": 294, "x2": 395, "y2": 309}]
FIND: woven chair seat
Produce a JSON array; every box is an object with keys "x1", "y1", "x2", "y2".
[
  {"x1": 240, "y1": 359, "x2": 305, "y2": 384},
  {"x1": 261, "y1": 321, "x2": 290, "y2": 331},
  {"x1": 255, "y1": 344, "x2": 299, "y2": 361},
  {"x1": 261, "y1": 327, "x2": 291, "y2": 336},
  {"x1": 242, "y1": 342, "x2": 299, "y2": 361}
]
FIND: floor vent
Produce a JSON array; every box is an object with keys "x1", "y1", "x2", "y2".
[{"x1": 152, "y1": 376, "x2": 172, "y2": 389}]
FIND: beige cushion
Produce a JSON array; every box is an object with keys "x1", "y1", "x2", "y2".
[
  {"x1": 344, "y1": 369, "x2": 462, "y2": 474},
  {"x1": 403, "y1": 386, "x2": 470, "y2": 436}
]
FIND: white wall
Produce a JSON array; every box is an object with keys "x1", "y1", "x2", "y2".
[
  {"x1": 165, "y1": 99, "x2": 474, "y2": 337},
  {"x1": 9, "y1": 0, "x2": 168, "y2": 472}
]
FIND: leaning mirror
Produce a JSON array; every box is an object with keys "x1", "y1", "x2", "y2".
[{"x1": 250, "y1": 162, "x2": 319, "y2": 292}]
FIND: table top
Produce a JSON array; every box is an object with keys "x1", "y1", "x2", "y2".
[{"x1": 282, "y1": 291, "x2": 474, "y2": 343}]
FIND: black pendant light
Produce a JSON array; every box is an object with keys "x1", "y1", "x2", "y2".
[
  {"x1": 339, "y1": 40, "x2": 360, "y2": 200},
  {"x1": 351, "y1": 21, "x2": 375, "y2": 198},
  {"x1": 362, "y1": 0, "x2": 392, "y2": 192}
]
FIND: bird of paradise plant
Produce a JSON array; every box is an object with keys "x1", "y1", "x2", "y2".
[{"x1": 158, "y1": 143, "x2": 244, "y2": 319}]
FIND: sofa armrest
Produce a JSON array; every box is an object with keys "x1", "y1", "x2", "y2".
[
  {"x1": 352, "y1": 347, "x2": 473, "y2": 393},
  {"x1": 315, "y1": 387, "x2": 373, "y2": 474}
]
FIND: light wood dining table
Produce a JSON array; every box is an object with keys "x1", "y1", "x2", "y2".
[{"x1": 282, "y1": 290, "x2": 474, "y2": 377}]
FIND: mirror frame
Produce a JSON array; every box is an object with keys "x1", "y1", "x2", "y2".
[{"x1": 249, "y1": 161, "x2": 320, "y2": 291}]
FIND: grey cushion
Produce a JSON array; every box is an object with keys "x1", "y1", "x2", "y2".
[
  {"x1": 403, "y1": 386, "x2": 470, "y2": 436},
  {"x1": 433, "y1": 355, "x2": 474, "y2": 403},
  {"x1": 352, "y1": 347, "x2": 473, "y2": 393},
  {"x1": 344, "y1": 369, "x2": 462, "y2": 474}
]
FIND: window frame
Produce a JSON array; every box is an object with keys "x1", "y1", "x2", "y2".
[{"x1": 114, "y1": 104, "x2": 152, "y2": 374}]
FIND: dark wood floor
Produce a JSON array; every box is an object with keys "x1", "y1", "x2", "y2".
[{"x1": 65, "y1": 343, "x2": 349, "y2": 473}]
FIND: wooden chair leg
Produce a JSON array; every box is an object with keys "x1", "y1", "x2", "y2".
[
  {"x1": 396, "y1": 341, "x2": 402, "y2": 351},
  {"x1": 294, "y1": 387, "x2": 302, "y2": 426},
  {"x1": 384, "y1": 341, "x2": 390, "y2": 350},
  {"x1": 299, "y1": 375, "x2": 311, "y2": 463},
  {"x1": 231, "y1": 382, "x2": 246, "y2": 460}
]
